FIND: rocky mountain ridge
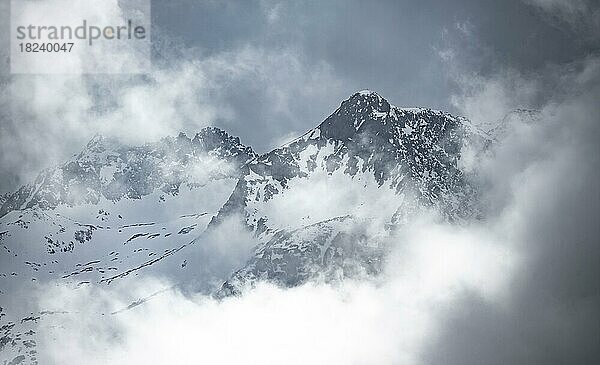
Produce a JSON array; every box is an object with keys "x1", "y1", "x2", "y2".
[
  {"x1": 0, "y1": 127, "x2": 256, "y2": 218},
  {"x1": 212, "y1": 90, "x2": 485, "y2": 236}
]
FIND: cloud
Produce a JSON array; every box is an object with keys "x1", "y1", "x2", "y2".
[
  {"x1": 1, "y1": 39, "x2": 347, "y2": 194},
  {"x1": 30, "y1": 211, "x2": 516, "y2": 365},
  {"x1": 449, "y1": 69, "x2": 539, "y2": 125},
  {"x1": 424, "y1": 106, "x2": 600, "y2": 364},
  {"x1": 1, "y1": 0, "x2": 353, "y2": 193},
  {"x1": 422, "y1": 21, "x2": 600, "y2": 362}
]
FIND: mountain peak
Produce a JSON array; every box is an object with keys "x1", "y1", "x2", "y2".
[
  {"x1": 210, "y1": 90, "x2": 482, "y2": 255},
  {"x1": 316, "y1": 90, "x2": 394, "y2": 140},
  {"x1": 84, "y1": 133, "x2": 110, "y2": 149},
  {"x1": 345, "y1": 90, "x2": 390, "y2": 111},
  {"x1": 356, "y1": 89, "x2": 383, "y2": 97},
  {"x1": 79, "y1": 134, "x2": 123, "y2": 160}
]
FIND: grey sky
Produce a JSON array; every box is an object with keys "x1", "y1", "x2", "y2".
[{"x1": 152, "y1": 0, "x2": 596, "y2": 105}]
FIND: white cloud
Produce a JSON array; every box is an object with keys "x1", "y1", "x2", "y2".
[
  {"x1": 31, "y1": 211, "x2": 517, "y2": 365},
  {"x1": 449, "y1": 69, "x2": 539, "y2": 125},
  {"x1": 1, "y1": 37, "x2": 346, "y2": 190}
]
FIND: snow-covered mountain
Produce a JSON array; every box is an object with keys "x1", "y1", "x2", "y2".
[
  {"x1": 0, "y1": 128, "x2": 256, "y2": 364},
  {"x1": 0, "y1": 127, "x2": 256, "y2": 285},
  {"x1": 1, "y1": 91, "x2": 491, "y2": 364},
  {"x1": 210, "y1": 90, "x2": 488, "y2": 294},
  {"x1": 213, "y1": 91, "x2": 483, "y2": 234},
  {"x1": 0, "y1": 127, "x2": 256, "y2": 218}
]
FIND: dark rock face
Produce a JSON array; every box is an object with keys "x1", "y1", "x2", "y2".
[
  {"x1": 0, "y1": 193, "x2": 9, "y2": 206},
  {"x1": 213, "y1": 91, "x2": 490, "y2": 295},
  {"x1": 0, "y1": 127, "x2": 256, "y2": 217}
]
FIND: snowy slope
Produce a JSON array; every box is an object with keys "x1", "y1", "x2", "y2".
[{"x1": 0, "y1": 128, "x2": 256, "y2": 363}]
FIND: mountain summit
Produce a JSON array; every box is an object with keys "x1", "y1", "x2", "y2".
[
  {"x1": 212, "y1": 91, "x2": 483, "y2": 237},
  {"x1": 210, "y1": 91, "x2": 487, "y2": 295}
]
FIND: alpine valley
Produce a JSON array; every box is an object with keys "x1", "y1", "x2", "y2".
[{"x1": 0, "y1": 91, "x2": 496, "y2": 364}]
